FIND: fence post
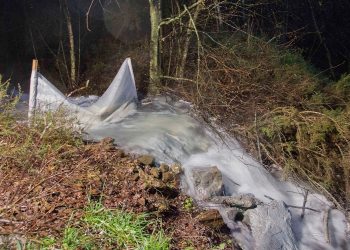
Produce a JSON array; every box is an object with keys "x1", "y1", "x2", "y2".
[{"x1": 28, "y1": 59, "x2": 38, "y2": 120}]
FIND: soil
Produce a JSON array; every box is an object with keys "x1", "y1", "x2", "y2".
[{"x1": 0, "y1": 139, "x2": 234, "y2": 249}]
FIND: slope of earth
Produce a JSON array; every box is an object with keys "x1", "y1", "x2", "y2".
[{"x1": 0, "y1": 123, "x2": 233, "y2": 249}]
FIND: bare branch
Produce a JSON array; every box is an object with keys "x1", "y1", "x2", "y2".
[{"x1": 86, "y1": 0, "x2": 95, "y2": 32}]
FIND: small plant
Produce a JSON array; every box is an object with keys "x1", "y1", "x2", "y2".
[
  {"x1": 211, "y1": 239, "x2": 232, "y2": 250},
  {"x1": 183, "y1": 197, "x2": 194, "y2": 212},
  {"x1": 81, "y1": 202, "x2": 170, "y2": 249},
  {"x1": 23, "y1": 203, "x2": 170, "y2": 250},
  {"x1": 62, "y1": 227, "x2": 93, "y2": 250},
  {"x1": 0, "y1": 75, "x2": 19, "y2": 116},
  {"x1": 25, "y1": 236, "x2": 56, "y2": 250}
]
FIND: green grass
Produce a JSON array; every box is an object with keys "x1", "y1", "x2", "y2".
[
  {"x1": 81, "y1": 202, "x2": 170, "y2": 250},
  {"x1": 24, "y1": 202, "x2": 170, "y2": 250}
]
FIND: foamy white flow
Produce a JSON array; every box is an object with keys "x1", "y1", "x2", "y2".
[{"x1": 85, "y1": 99, "x2": 348, "y2": 250}]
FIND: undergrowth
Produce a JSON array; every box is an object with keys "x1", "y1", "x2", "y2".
[
  {"x1": 25, "y1": 202, "x2": 170, "y2": 250},
  {"x1": 163, "y1": 34, "x2": 350, "y2": 208},
  {"x1": 0, "y1": 80, "x2": 171, "y2": 250},
  {"x1": 0, "y1": 78, "x2": 82, "y2": 171}
]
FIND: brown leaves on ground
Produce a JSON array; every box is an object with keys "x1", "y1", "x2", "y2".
[{"x1": 0, "y1": 139, "x2": 231, "y2": 249}]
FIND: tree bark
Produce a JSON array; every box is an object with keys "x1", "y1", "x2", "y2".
[
  {"x1": 63, "y1": 0, "x2": 76, "y2": 88},
  {"x1": 149, "y1": 0, "x2": 161, "y2": 94},
  {"x1": 177, "y1": 0, "x2": 203, "y2": 79}
]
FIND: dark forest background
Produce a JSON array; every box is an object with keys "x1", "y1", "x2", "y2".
[{"x1": 1, "y1": 0, "x2": 350, "y2": 91}]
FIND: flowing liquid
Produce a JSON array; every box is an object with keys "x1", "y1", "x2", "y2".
[{"x1": 83, "y1": 97, "x2": 348, "y2": 250}]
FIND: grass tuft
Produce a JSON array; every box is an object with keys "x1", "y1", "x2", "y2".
[
  {"x1": 24, "y1": 202, "x2": 170, "y2": 249},
  {"x1": 81, "y1": 202, "x2": 170, "y2": 250}
]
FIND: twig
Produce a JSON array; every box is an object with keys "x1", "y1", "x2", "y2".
[
  {"x1": 67, "y1": 80, "x2": 90, "y2": 97},
  {"x1": 264, "y1": 195, "x2": 275, "y2": 201},
  {"x1": 0, "y1": 158, "x2": 91, "y2": 212},
  {"x1": 255, "y1": 111, "x2": 262, "y2": 165},
  {"x1": 287, "y1": 205, "x2": 320, "y2": 213},
  {"x1": 323, "y1": 208, "x2": 330, "y2": 244},
  {"x1": 301, "y1": 189, "x2": 309, "y2": 219},
  {"x1": 160, "y1": 75, "x2": 197, "y2": 83},
  {"x1": 159, "y1": 0, "x2": 203, "y2": 27},
  {"x1": 86, "y1": 0, "x2": 95, "y2": 32}
]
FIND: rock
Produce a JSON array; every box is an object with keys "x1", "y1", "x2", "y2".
[
  {"x1": 211, "y1": 194, "x2": 259, "y2": 209},
  {"x1": 137, "y1": 197, "x2": 146, "y2": 206},
  {"x1": 131, "y1": 173, "x2": 140, "y2": 181},
  {"x1": 131, "y1": 166, "x2": 140, "y2": 173},
  {"x1": 245, "y1": 201, "x2": 298, "y2": 250},
  {"x1": 162, "y1": 171, "x2": 175, "y2": 182},
  {"x1": 154, "y1": 199, "x2": 170, "y2": 213},
  {"x1": 192, "y1": 166, "x2": 223, "y2": 200},
  {"x1": 226, "y1": 208, "x2": 243, "y2": 221},
  {"x1": 159, "y1": 163, "x2": 170, "y2": 173},
  {"x1": 150, "y1": 168, "x2": 160, "y2": 179},
  {"x1": 115, "y1": 149, "x2": 125, "y2": 158},
  {"x1": 138, "y1": 155, "x2": 155, "y2": 166},
  {"x1": 171, "y1": 163, "x2": 183, "y2": 175},
  {"x1": 101, "y1": 137, "x2": 115, "y2": 145},
  {"x1": 196, "y1": 209, "x2": 226, "y2": 230},
  {"x1": 145, "y1": 177, "x2": 166, "y2": 190},
  {"x1": 225, "y1": 194, "x2": 258, "y2": 209}
]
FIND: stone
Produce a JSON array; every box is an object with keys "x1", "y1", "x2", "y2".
[
  {"x1": 154, "y1": 199, "x2": 170, "y2": 213},
  {"x1": 131, "y1": 173, "x2": 140, "y2": 181},
  {"x1": 211, "y1": 194, "x2": 259, "y2": 209},
  {"x1": 115, "y1": 149, "x2": 125, "y2": 158},
  {"x1": 192, "y1": 166, "x2": 223, "y2": 200},
  {"x1": 137, "y1": 197, "x2": 146, "y2": 206},
  {"x1": 170, "y1": 163, "x2": 183, "y2": 175},
  {"x1": 159, "y1": 163, "x2": 170, "y2": 173},
  {"x1": 224, "y1": 194, "x2": 259, "y2": 209},
  {"x1": 196, "y1": 209, "x2": 226, "y2": 230},
  {"x1": 138, "y1": 155, "x2": 155, "y2": 166},
  {"x1": 150, "y1": 168, "x2": 160, "y2": 179},
  {"x1": 244, "y1": 201, "x2": 298, "y2": 250},
  {"x1": 101, "y1": 137, "x2": 115, "y2": 144},
  {"x1": 162, "y1": 171, "x2": 175, "y2": 183},
  {"x1": 226, "y1": 208, "x2": 243, "y2": 221},
  {"x1": 145, "y1": 177, "x2": 166, "y2": 190}
]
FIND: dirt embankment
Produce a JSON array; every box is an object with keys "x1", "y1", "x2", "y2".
[{"x1": 0, "y1": 137, "x2": 233, "y2": 249}]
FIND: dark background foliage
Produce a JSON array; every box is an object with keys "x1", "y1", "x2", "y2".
[{"x1": 1, "y1": 0, "x2": 350, "y2": 88}]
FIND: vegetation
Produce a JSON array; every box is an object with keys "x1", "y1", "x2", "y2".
[
  {"x1": 0, "y1": 80, "x2": 231, "y2": 249},
  {"x1": 25, "y1": 202, "x2": 170, "y2": 250},
  {"x1": 1, "y1": 0, "x2": 350, "y2": 246},
  {"x1": 160, "y1": 33, "x2": 350, "y2": 208}
]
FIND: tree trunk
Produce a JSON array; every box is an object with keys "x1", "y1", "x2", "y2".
[
  {"x1": 177, "y1": 1, "x2": 203, "y2": 79},
  {"x1": 63, "y1": 0, "x2": 76, "y2": 89},
  {"x1": 149, "y1": 0, "x2": 161, "y2": 94}
]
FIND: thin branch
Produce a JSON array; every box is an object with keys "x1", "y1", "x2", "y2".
[
  {"x1": 159, "y1": 0, "x2": 203, "y2": 27},
  {"x1": 301, "y1": 189, "x2": 309, "y2": 219},
  {"x1": 323, "y1": 208, "x2": 331, "y2": 244},
  {"x1": 86, "y1": 0, "x2": 95, "y2": 31},
  {"x1": 67, "y1": 80, "x2": 90, "y2": 97}
]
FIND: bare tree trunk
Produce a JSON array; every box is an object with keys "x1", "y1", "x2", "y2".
[
  {"x1": 149, "y1": 0, "x2": 161, "y2": 94},
  {"x1": 177, "y1": 0, "x2": 203, "y2": 79},
  {"x1": 63, "y1": 0, "x2": 76, "y2": 88}
]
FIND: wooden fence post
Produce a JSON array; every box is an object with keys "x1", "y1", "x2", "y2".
[{"x1": 28, "y1": 59, "x2": 39, "y2": 120}]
